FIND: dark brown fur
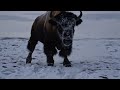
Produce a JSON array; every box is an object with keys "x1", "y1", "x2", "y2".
[{"x1": 26, "y1": 11, "x2": 82, "y2": 67}]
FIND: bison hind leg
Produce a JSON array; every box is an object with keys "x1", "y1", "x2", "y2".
[
  {"x1": 27, "y1": 40, "x2": 38, "y2": 53},
  {"x1": 26, "y1": 54, "x2": 32, "y2": 63},
  {"x1": 26, "y1": 38, "x2": 38, "y2": 64}
]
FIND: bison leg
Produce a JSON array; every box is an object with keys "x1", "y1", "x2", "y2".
[
  {"x1": 46, "y1": 55, "x2": 54, "y2": 66},
  {"x1": 59, "y1": 48, "x2": 72, "y2": 67},
  {"x1": 26, "y1": 52, "x2": 32, "y2": 64},
  {"x1": 44, "y1": 44, "x2": 57, "y2": 66},
  {"x1": 26, "y1": 38, "x2": 38, "y2": 64},
  {"x1": 63, "y1": 56, "x2": 71, "y2": 67}
]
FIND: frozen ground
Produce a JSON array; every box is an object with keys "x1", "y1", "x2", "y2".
[
  {"x1": 0, "y1": 37, "x2": 120, "y2": 79},
  {"x1": 0, "y1": 11, "x2": 120, "y2": 79}
]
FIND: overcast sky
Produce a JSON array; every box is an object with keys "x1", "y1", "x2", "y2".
[
  {"x1": 0, "y1": 11, "x2": 120, "y2": 38},
  {"x1": 0, "y1": 11, "x2": 120, "y2": 14}
]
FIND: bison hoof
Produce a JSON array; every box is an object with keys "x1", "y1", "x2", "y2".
[
  {"x1": 47, "y1": 63, "x2": 54, "y2": 66},
  {"x1": 63, "y1": 64, "x2": 72, "y2": 67},
  {"x1": 26, "y1": 57, "x2": 32, "y2": 64},
  {"x1": 63, "y1": 61, "x2": 72, "y2": 67}
]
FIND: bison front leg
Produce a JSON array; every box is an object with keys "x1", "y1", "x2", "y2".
[
  {"x1": 47, "y1": 55, "x2": 54, "y2": 66},
  {"x1": 26, "y1": 39, "x2": 38, "y2": 64},
  {"x1": 59, "y1": 48, "x2": 72, "y2": 67},
  {"x1": 63, "y1": 56, "x2": 71, "y2": 67},
  {"x1": 44, "y1": 44, "x2": 57, "y2": 66}
]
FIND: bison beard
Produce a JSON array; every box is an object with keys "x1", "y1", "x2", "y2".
[
  {"x1": 59, "y1": 47, "x2": 72, "y2": 57},
  {"x1": 43, "y1": 39, "x2": 72, "y2": 57},
  {"x1": 26, "y1": 11, "x2": 83, "y2": 67}
]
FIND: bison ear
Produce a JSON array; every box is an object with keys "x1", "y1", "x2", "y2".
[
  {"x1": 76, "y1": 19, "x2": 83, "y2": 26},
  {"x1": 49, "y1": 19, "x2": 57, "y2": 26}
]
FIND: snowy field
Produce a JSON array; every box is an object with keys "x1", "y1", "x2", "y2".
[{"x1": 0, "y1": 11, "x2": 120, "y2": 79}]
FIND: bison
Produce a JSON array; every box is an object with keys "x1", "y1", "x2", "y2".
[{"x1": 26, "y1": 11, "x2": 83, "y2": 67}]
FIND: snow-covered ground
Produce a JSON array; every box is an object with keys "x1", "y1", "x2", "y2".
[{"x1": 0, "y1": 11, "x2": 120, "y2": 79}]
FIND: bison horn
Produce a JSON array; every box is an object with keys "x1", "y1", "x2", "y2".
[
  {"x1": 77, "y1": 11, "x2": 83, "y2": 19},
  {"x1": 50, "y1": 11, "x2": 54, "y2": 18}
]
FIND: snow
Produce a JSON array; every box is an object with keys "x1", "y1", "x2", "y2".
[
  {"x1": 0, "y1": 38, "x2": 120, "y2": 79},
  {"x1": 0, "y1": 11, "x2": 120, "y2": 79}
]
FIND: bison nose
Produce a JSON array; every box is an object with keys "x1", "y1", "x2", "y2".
[
  {"x1": 66, "y1": 36, "x2": 71, "y2": 40},
  {"x1": 66, "y1": 31, "x2": 70, "y2": 36},
  {"x1": 63, "y1": 31, "x2": 70, "y2": 37}
]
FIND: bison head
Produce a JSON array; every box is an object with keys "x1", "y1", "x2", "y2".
[{"x1": 49, "y1": 11, "x2": 83, "y2": 47}]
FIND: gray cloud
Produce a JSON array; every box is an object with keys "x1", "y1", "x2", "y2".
[
  {"x1": 23, "y1": 12, "x2": 45, "y2": 16},
  {"x1": 0, "y1": 15, "x2": 34, "y2": 22},
  {"x1": 83, "y1": 13, "x2": 120, "y2": 20},
  {"x1": 1, "y1": 12, "x2": 120, "y2": 22}
]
